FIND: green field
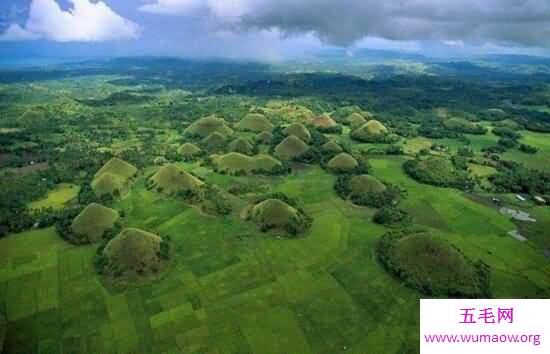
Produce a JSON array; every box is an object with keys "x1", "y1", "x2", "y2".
[
  {"x1": 28, "y1": 184, "x2": 80, "y2": 210},
  {"x1": 1, "y1": 58, "x2": 550, "y2": 353}
]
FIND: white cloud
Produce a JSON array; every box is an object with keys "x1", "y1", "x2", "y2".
[
  {"x1": 139, "y1": 0, "x2": 253, "y2": 20},
  {"x1": 139, "y1": 0, "x2": 204, "y2": 15},
  {"x1": 137, "y1": 0, "x2": 550, "y2": 48},
  {"x1": 0, "y1": 0, "x2": 140, "y2": 42},
  {"x1": 0, "y1": 24, "x2": 41, "y2": 41}
]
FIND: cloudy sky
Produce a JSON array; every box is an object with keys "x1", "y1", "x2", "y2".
[{"x1": 1, "y1": 0, "x2": 549, "y2": 60}]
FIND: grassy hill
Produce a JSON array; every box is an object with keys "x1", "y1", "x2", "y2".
[
  {"x1": 321, "y1": 141, "x2": 343, "y2": 154},
  {"x1": 347, "y1": 112, "x2": 367, "y2": 130},
  {"x1": 94, "y1": 158, "x2": 137, "y2": 181},
  {"x1": 201, "y1": 132, "x2": 228, "y2": 151},
  {"x1": 71, "y1": 203, "x2": 119, "y2": 243},
  {"x1": 310, "y1": 115, "x2": 337, "y2": 129},
  {"x1": 235, "y1": 113, "x2": 274, "y2": 133},
  {"x1": 327, "y1": 153, "x2": 359, "y2": 173},
  {"x1": 149, "y1": 164, "x2": 205, "y2": 195},
  {"x1": 377, "y1": 231, "x2": 490, "y2": 297},
  {"x1": 177, "y1": 143, "x2": 202, "y2": 160},
  {"x1": 185, "y1": 115, "x2": 233, "y2": 138},
  {"x1": 255, "y1": 131, "x2": 273, "y2": 144},
  {"x1": 349, "y1": 175, "x2": 387, "y2": 196},
  {"x1": 92, "y1": 158, "x2": 137, "y2": 197},
  {"x1": 228, "y1": 137, "x2": 254, "y2": 155},
  {"x1": 248, "y1": 198, "x2": 310, "y2": 235},
  {"x1": 212, "y1": 152, "x2": 282, "y2": 174},
  {"x1": 284, "y1": 123, "x2": 311, "y2": 142},
  {"x1": 351, "y1": 120, "x2": 389, "y2": 142},
  {"x1": 102, "y1": 228, "x2": 164, "y2": 276},
  {"x1": 274, "y1": 136, "x2": 309, "y2": 161},
  {"x1": 91, "y1": 173, "x2": 124, "y2": 197}
]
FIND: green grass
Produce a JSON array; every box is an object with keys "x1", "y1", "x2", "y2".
[
  {"x1": 501, "y1": 131, "x2": 550, "y2": 172},
  {"x1": 1, "y1": 160, "x2": 549, "y2": 353},
  {"x1": 28, "y1": 183, "x2": 80, "y2": 210}
]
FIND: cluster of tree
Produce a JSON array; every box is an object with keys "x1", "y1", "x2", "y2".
[
  {"x1": 509, "y1": 107, "x2": 550, "y2": 133},
  {"x1": 313, "y1": 125, "x2": 342, "y2": 135},
  {"x1": 373, "y1": 207, "x2": 411, "y2": 226},
  {"x1": 489, "y1": 161, "x2": 550, "y2": 195},
  {"x1": 519, "y1": 143, "x2": 538, "y2": 154},
  {"x1": 202, "y1": 185, "x2": 232, "y2": 215},
  {"x1": 493, "y1": 127, "x2": 521, "y2": 140},
  {"x1": 418, "y1": 122, "x2": 462, "y2": 139},
  {"x1": 403, "y1": 158, "x2": 474, "y2": 190},
  {"x1": 334, "y1": 175, "x2": 404, "y2": 208}
]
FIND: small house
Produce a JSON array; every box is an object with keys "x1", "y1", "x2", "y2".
[
  {"x1": 515, "y1": 194, "x2": 526, "y2": 202},
  {"x1": 534, "y1": 196, "x2": 547, "y2": 205}
]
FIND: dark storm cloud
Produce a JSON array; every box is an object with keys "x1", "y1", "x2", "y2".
[{"x1": 141, "y1": 0, "x2": 550, "y2": 47}]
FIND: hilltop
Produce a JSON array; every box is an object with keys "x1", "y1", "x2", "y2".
[
  {"x1": 235, "y1": 113, "x2": 274, "y2": 133},
  {"x1": 377, "y1": 231, "x2": 490, "y2": 297},
  {"x1": 212, "y1": 152, "x2": 283, "y2": 175},
  {"x1": 246, "y1": 198, "x2": 311, "y2": 236},
  {"x1": 185, "y1": 115, "x2": 233, "y2": 138},
  {"x1": 71, "y1": 203, "x2": 119, "y2": 243},
  {"x1": 91, "y1": 158, "x2": 137, "y2": 197},
  {"x1": 274, "y1": 135, "x2": 309, "y2": 161},
  {"x1": 101, "y1": 228, "x2": 168, "y2": 277},
  {"x1": 148, "y1": 164, "x2": 204, "y2": 196},
  {"x1": 284, "y1": 123, "x2": 311, "y2": 142}
]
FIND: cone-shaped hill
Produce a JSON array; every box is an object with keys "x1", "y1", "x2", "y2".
[
  {"x1": 327, "y1": 153, "x2": 359, "y2": 173},
  {"x1": 274, "y1": 136, "x2": 309, "y2": 161},
  {"x1": 102, "y1": 228, "x2": 165, "y2": 276},
  {"x1": 92, "y1": 158, "x2": 137, "y2": 197},
  {"x1": 284, "y1": 123, "x2": 311, "y2": 142},
  {"x1": 377, "y1": 231, "x2": 490, "y2": 297},
  {"x1": 184, "y1": 115, "x2": 233, "y2": 138},
  {"x1": 177, "y1": 143, "x2": 202, "y2": 160},
  {"x1": 71, "y1": 203, "x2": 119, "y2": 243},
  {"x1": 201, "y1": 132, "x2": 227, "y2": 151},
  {"x1": 321, "y1": 141, "x2": 343, "y2": 154},
  {"x1": 347, "y1": 112, "x2": 367, "y2": 130},
  {"x1": 310, "y1": 115, "x2": 337, "y2": 129},
  {"x1": 149, "y1": 164, "x2": 204, "y2": 196},
  {"x1": 228, "y1": 137, "x2": 254, "y2": 155},
  {"x1": 255, "y1": 131, "x2": 273, "y2": 144},
  {"x1": 349, "y1": 175, "x2": 386, "y2": 197},
  {"x1": 235, "y1": 113, "x2": 274, "y2": 133},
  {"x1": 247, "y1": 198, "x2": 310, "y2": 235},
  {"x1": 351, "y1": 120, "x2": 389, "y2": 142},
  {"x1": 94, "y1": 157, "x2": 137, "y2": 180},
  {"x1": 212, "y1": 152, "x2": 282, "y2": 175}
]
